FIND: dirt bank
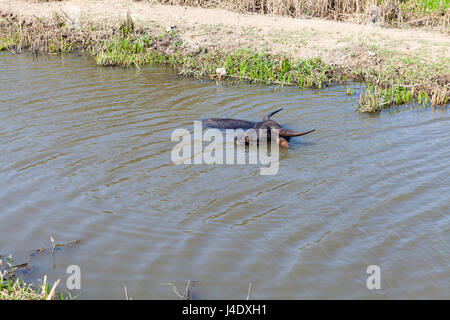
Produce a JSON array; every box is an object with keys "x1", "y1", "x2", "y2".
[{"x1": 0, "y1": 0, "x2": 448, "y2": 110}]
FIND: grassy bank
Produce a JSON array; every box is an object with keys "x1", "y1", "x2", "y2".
[
  {"x1": 154, "y1": 0, "x2": 449, "y2": 31},
  {"x1": 0, "y1": 275, "x2": 64, "y2": 300},
  {"x1": 92, "y1": 32, "x2": 342, "y2": 88},
  {"x1": 0, "y1": 241, "x2": 79, "y2": 300},
  {"x1": 0, "y1": 11, "x2": 448, "y2": 112},
  {"x1": 0, "y1": 256, "x2": 64, "y2": 300}
]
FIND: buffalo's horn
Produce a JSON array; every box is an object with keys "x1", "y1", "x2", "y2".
[
  {"x1": 263, "y1": 108, "x2": 284, "y2": 121},
  {"x1": 279, "y1": 129, "x2": 316, "y2": 137}
]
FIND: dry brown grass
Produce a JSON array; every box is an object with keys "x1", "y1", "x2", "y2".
[
  {"x1": 0, "y1": 10, "x2": 113, "y2": 53},
  {"x1": 152, "y1": 0, "x2": 449, "y2": 30}
]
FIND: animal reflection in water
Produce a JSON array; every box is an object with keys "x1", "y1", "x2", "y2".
[{"x1": 202, "y1": 108, "x2": 315, "y2": 148}]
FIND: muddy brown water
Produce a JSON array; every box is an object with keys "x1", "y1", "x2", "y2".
[{"x1": 0, "y1": 52, "x2": 448, "y2": 299}]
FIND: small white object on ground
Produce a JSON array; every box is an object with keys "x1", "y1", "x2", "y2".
[{"x1": 216, "y1": 67, "x2": 226, "y2": 76}]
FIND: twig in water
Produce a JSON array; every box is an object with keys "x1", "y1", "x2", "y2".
[
  {"x1": 183, "y1": 280, "x2": 195, "y2": 300},
  {"x1": 50, "y1": 236, "x2": 56, "y2": 256},
  {"x1": 161, "y1": 280, "x2": 196, "y2": 300},
  {"x1": 161, "y1": 282, "x2": 185, "y2": 299},
  {"x1": 124, "y1": 284, "x2": 131, "y2": 300},
  {"x1": 246, "y1": 283, "x2": 252, "y2": 300},
  {"x1": 30, "y1": 239, "x2": 81, "y2": 256},
  {"x1": 41, "y1": 275, "x2": 47, "y2": 296}
]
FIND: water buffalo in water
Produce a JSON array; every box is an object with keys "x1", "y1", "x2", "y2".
[{"x1": 202, "y1": 108, "x2": 315, "y2": 148}]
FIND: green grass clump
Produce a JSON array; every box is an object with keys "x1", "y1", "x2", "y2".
[
  {"x1": 210, "y1": 49, "x2": 336, "y2": 88},
  {"x1": 93, "y1": 35, "x2": 182, "y2": 67},
  {"x1": 93, "y1": 34, "x2": 152, "y2": 67},
  {"x1": 358, "y1": 85, "x2": 393, "y2": 112},
  {"x1": 355, "y1": 51, "x2": 449, "y2": 112},
  {"x1": 178, "y1": 48, "x2": 340, "y2": 88},
  {"x1": 0, "y1": 273, "x2": 66, "y2": 300},
  {"x1": 413, "y1": 0, "x2": 449, "y2": 12},
  {"x1": 358, "y1": 85, "x2": 431, "y2": 112},
  {"x1": 0, "y1": 37, "x2": 12, "y2": 50}
]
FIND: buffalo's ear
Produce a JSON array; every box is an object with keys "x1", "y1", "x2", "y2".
[
  {"x1": 263, "y1": 108, "x2": 284, "y2": 121},
  {"x1": 277, "y1": 137, "x2": 289, "y2": 148},
  {"x1": 279, "y1": 129, "x2": 315, "y2": 137}
]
